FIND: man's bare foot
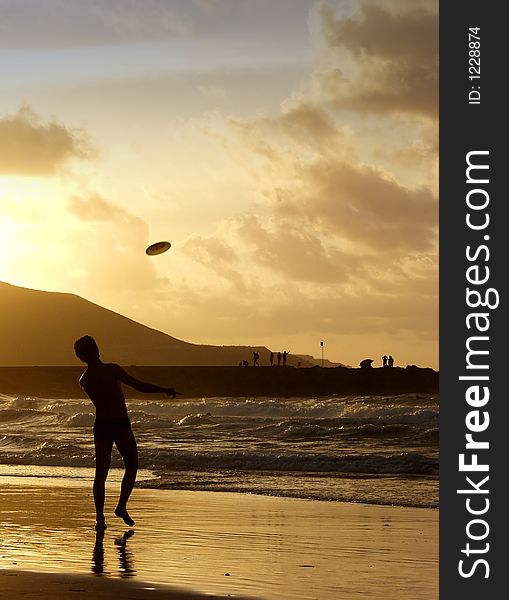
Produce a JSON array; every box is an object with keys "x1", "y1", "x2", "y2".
[{"x1": 114, "y1": 507, "x2": 135, "y2": 527}]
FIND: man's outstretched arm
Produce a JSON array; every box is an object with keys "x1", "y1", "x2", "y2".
[{"x1": 114, "y1": 365, "x2": 180, "y2": 397}]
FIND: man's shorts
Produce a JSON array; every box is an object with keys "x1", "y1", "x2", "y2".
[{"x1": 93, "y1": 417, "x2": 132, "y2": 444}]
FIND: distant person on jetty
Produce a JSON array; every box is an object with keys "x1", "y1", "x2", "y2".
[
  {"x1": 277, "y1": 352, "x2": 281, "y2": 366},
  {"x1": 253, "y1": 351, "x2": 260, "y2": 366},
  {"x1": 74, "y1": 335, "x2": 180, "y2": 532},
  {"x1": 388, "y1": 355, "x2": 394, "y2": 367},
  {"x1": 270, "y1": 352, "x2": 274, "y2": 366},
  {"x1": 282, "y1": 350, "x2": 290, "y2": 366},
  {"x1": 382, "y1": 355, "x2": 388, "y2": 367}
]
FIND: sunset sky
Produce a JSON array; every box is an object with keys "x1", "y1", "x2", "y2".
[{"x1": 0, "y1": 0, "x2": 438, "y2": 368}]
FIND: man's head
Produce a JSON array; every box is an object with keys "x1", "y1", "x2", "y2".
[{"x1": 74, "y1": 335, "x2": 100, "y2": 364}]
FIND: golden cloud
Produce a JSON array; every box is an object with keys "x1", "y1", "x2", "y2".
[
  {"x1": 179, "y1": 1, "x2": 438, "y2": 347},
  {"x1": 276, "y1": 159, "x2": 437, "y2": 252},
  {"x1": 314, "y1": 1, "x2": 438, "y2": 120},
  {"x1": 68, "y1": 193, "x2": 139, "y2": 224},
  {"x1": 0, "y1": 107, "x2": 93, "y2": 176}
]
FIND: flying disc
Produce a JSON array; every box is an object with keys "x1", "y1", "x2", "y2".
[{"x1": 146, "y1": 241, "x2": 171, "y2": 256}]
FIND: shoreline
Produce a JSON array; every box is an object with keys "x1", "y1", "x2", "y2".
[
  {"x1": 0, "y1": 466, "x2": 439, "y2": 509},
  {"x1": 0, "y1": 479, "x2": 438, "y2": 600},
  {"x1": 0, "y1": 365, "x2": 438, "y2": 398},
  {"x1": 134, "y1": 472, "x2": 439, "y2": 509}
]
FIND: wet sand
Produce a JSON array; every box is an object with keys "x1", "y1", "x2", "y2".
[
  {"x1": 0, "y1": 477, "x2": 438, "y2": 599},
  {"x1": 0, "y1": 569, "x2": 241, "y2": 599}
]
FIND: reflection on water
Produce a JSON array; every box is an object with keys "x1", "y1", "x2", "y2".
[
  {"x1": 92, "y1": 529, "x2": 136, "y2": 577},
  {"x1": 115, "y1": 530, "x2": 136, "y2": 577},
  {"x1": 92, "y1": 531, "x2": 105, "y2": 575}
]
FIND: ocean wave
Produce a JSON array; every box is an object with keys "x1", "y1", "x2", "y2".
[
  {"x1": 176, "y1": 413, "x2": 215, "y2": 426},
  {"x1": 0, "y1": 438, "x2": 438, "y2": 476},
  {"x1": 66, "y1": 413, "x2": 95, "y2": 427},
  {"x1": 0, "y1": 394, "x2": 438, "y2": 423},
  {"x1": 0, "y1": 392, "x2": 439, "y2": 508},
  {"x1": 142, "y1": 449, "x2": 438, "y2": 476},
  {"x1": 0, "y1": 408, "x2": 44, "y2": 422},
  {"x1": 127, "y1": 394, "x2": 438, "y2": 420}
]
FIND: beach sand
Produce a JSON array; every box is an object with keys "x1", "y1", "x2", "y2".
[{"x1": 0, "y1": 476, "x2": 438, "y2": 599}]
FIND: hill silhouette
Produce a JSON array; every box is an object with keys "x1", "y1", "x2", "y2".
[{"x1": 0, "y1": 281, "x2": 315, "y2": 367}]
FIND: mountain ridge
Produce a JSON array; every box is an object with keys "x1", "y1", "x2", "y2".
[{"x1": 0, "y1": 281, "x2": 315, "y2": 367}]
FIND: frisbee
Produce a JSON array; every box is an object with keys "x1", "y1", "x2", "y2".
[{"x1": 146, "y1": 241, "x2": 171, "y2": 256}]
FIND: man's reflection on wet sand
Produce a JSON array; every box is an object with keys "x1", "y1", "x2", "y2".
[
  {"x1": 92, "y1": 530, "x2": 106, "y2": 575},
  {"x1": 92, "y1": 529, "x2": 136, "y2": 577}
]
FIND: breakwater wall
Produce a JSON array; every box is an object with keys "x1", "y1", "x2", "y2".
[{"x1": 0, "y1": 365, "x2": 438, "y2": 399}]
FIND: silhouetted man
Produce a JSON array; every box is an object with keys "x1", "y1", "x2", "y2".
[
  {"x1": 382, "y1": 355, "x2": 388, "y2": 367},
  {"x1": 270, "y1": 352, "x2": 274, "y2": 366},
  {"x1": 74, "y1": 335, "x2": 180, "y2": 531},
  {"x1": 277, "y1": 352, "x2": 281, "y2": 366},
  {"x1": 388, "y1": 355, "x2": 394, "y2": 367},
  {"x1": 283, "y1": 350, "x2": 290, "y2": 366}
]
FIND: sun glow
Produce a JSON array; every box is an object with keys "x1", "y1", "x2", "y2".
[{"x1": 0, "y1": 176, "x2": 73, "y2": 288}]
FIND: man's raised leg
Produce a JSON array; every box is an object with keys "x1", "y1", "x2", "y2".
[{"x1": 114, "y1": 427, "x2": 138, "y2": 526}]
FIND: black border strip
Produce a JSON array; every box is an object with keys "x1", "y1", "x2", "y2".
[{"x1": 440, "y1": 1, "x2": 506, "y2": 596}]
